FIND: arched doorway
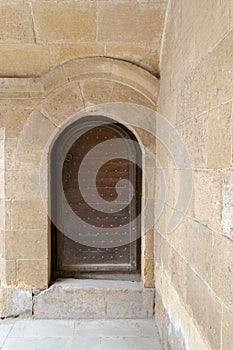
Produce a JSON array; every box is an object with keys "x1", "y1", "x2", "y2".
[{"x1": 51, "y1": 116, "x2": 142, "y2": 281}]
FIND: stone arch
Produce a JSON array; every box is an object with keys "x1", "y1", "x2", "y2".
[{"x1": 12, "y1": 57, "x2": 158, "y2": 289}]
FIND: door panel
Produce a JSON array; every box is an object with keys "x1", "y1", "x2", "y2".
[{"x1": 51, "y1": 117, "x2": 142, "y2": 279}]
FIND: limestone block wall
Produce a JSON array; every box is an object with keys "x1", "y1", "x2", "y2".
[
  {"x1": 156, "y1": 1, "x2": 233, "y2": 349},
  {"x1": 0, "y1": 0, "x2": 167, "y2": 77},
  {"x1": 0, "y1": 129, "x2": 5, "y2": 282},
  {"x1": 0, "y1": 57, "x2": 159, "y2": 317},
  {"x1": 0, "y1": 0, "x2": 168, "y2": 317}
]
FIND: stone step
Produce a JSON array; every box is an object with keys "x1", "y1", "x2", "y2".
[{"x1": 33, "y1": 279, "x2": 155, "y2": 319}]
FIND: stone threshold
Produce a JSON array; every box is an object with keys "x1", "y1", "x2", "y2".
[{"x1": 33, "y1": 279, "x2": 155, "y2": 319}]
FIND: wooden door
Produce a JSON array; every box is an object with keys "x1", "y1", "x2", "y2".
[{"x1": 51, "y1": 117, "x2": 142, "y2": 279}]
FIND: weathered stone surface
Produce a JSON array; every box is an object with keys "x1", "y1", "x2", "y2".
[
  {"x1": 0, "y1": 200, "x2": 11, "y2": 231},
  {"x1": 183, "y1": 0, "x2": 229, "y2": 64},
  {"x1": 35, "y1": 284, "x2": 105, "y2": 319},
  {"x1": 110, "y1": 59, "x2": 159, "y2": 103},
  {"x1": 63, "y1": 57, "x2": 112, "y2": 82},
  {"x1": 0, "y1": 258, "x2": 4, "y2": 286},
  {"x1": 186, "y1": 267, "x2": 221, "y2": 350},
  {"x1": 0, "y1": 229, "x2": 4, "y2": 255},
  {"x1": 54, "y1": 57, "x2": 159, "y2": 107},
  {"x1": 15, "y1": 110, "x2": 56, "y2": 156},
  {"x1": 0, "y1": 98, "x2": 42, "y2": 112},
  {"x1": 155, "y1": 269, "x2": 211, "y2": 350},
  {"x1": 158, "y1": 92, "x2": 177, "y2": 126},
  {"x1": 0, "y1": 287, "x2": 32, "y2": 318},
  {"x1": 106, "y1": 288, "x2": 154, "y2": 318},
  {"x1": 143, "y1": 259, "x2": 155, "y2": 288},
  {"x1": 0, "y1": 1, "x2": 166, "y2": 78},
  {"x1": 175, "y1": 71, "x2": 200, "y2": 123},
  {"x1": 155, "y1": 231, "x2": 172, "y2": 274},
  {"x1": 158, "y1": 0, "x2": 232, "y2": 347},
  {"x1": 222, "y1": 170, "x2": 233, "y2": 239},
  {"x1": 111, "y1": 82, "x2": 154, "y2": 109},
  {"x1": 170, "y1": 250, "x2": 187, "y2": 302},
  {"x1": 5, "y1": 169, "x2": 41, "y2": 201},
  {"x1": 207, "y1": 103, "x2": 232, "y2": 168},
  {"x1": 0, "y1": 3, "x2": 34, "y2": 43},
  {"x1": 0, "y1": 44, "x2": 50, "y2": 77},
  {"x1": 154, "y1": 292, "x2": 165, "y2": 340},
  {"x1": 194, "y1": 170, "x2": 222, "y2": 231},
  {"x1": 105, "y1": 43, "x2": 159, "y2": 74},
  {"x1": 32, "y1": 2, "x2": 96, "y2": 42},
  {"x1": 0, "y1": 198, "x2": 6, "y2": 230},
  {"x1": 222, "y1": 306, "x2": 233, "y2": 350},
  {"x1": 49, "y1": 43, "x2": 104, "y2": 66},
  {"x1": 5, "y1": 139, "x2": 43, "y2": 172},
  {"x1": 11, "y1": 200, "x2": 47, "y2": 230},
  {"x1": 0, "y1": 170, "x2": 4, "y2": 201},
  {"x1": 185, "y1": 219, "x2": 213, "y2": 284},
  {"x1": 0, "y1": 132, "x2": 4, "y2": 157},
  {"x1": 2, "y1": 260, "x2": 17, "y2": 286},
  {"x1": 80, "y1": 79, "x2": 114, "y2": 107},
  {"x1": 211, "y1": 233, "x2": 233, "y2": 313},
  {"x1": 189, "y1": 320, "x2": 212, "y2": 350},
  {"x1": 177, "y1": 113, "x2": 208, "y2": 168},
  {"x1": 144, "y1": 229, "x2": 154, "y2": 259},
  {"x1": 5, "y1": 230, "x2": 47, "y2": 260},
  {"x1": 41, "y1": 66, "x2": 68, "y2": 94},
  {"x1": 198, "y1": 30, "x2": 233, "y2": 111},
  {"x1": 34, "y1": 279, "x2": 154, "y2": 319},
  {"x1": 17, "y1": 259, "x2": 48, "y2": 289},
  {"x1": 0, "y1": 110, "x2": 31, "y2": 138},
  {"x1": 136, "y1": 129, "x2": 156, "y2": 155},
  {"x1": 98, "y1": 2, "x2": 165, "y2": 45},
  {"x1": 0, "y1": 77, "x2": 43, "y2": 99},
  {"x1": 155, "y1": 140, "x2": 170, "y2": 170},
  {"x1": 38, "y1": 83, "x2": 84, "y2": 126},
  {"x1": 161, "y1": 168, "x2": 180, "y2": 208}
]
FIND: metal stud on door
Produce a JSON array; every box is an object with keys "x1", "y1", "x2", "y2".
[{"x1": 51, "y1": 117, "x2": 142, "y2": 279}]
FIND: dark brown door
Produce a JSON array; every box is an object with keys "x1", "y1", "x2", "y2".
[{"x1": 51, "y1": 117, "x2": 142, "y2": 279}]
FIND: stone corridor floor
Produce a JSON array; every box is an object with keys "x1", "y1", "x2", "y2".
[{"x1": 0, "y1": 318, "x2": 162, "y2": 350}]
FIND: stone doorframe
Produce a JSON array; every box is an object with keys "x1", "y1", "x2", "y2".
[{"x1": 0, "y1": 58, "x2": 159, "y2": 315}]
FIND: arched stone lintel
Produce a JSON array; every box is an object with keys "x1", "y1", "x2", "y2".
[{"x1": 40, "y1": 57, "x2": 159, "y2": 102}]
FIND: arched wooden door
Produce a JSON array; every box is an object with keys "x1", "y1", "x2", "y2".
[{"x1": 51, "y1": 116, "x2": 142, "y2": 280}]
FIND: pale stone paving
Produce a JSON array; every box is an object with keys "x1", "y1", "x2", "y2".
[{"x1": 0, "y1": 318, "x2": 162, "y2": 350}]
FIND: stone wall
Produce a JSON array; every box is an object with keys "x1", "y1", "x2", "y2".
[
  {"x1": 0, "y1": 0, "x2": 168, "y2": 317},
  {"x1": 0, "y1": 0, "x2": 167, "y2": 77},
  {"x1": 0, "y1": 57, "x2": 159, "y2": 317},
  {"x1": 156, "y1": 1, "x2": 233, "y2": 349}
]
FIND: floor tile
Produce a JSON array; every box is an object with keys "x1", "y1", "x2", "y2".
[
  {"x1": 0, "y1": 320, "x2": 15, "y2": 348},
  {"x1": 9, "y1": 319, "x2": 74, "y2": 338},
  {"x1": 69, "y1": 335, "x2": 101, "y2": 350},
  {"x1": 2, "y1": 337, "x2": 71, "y2": 350},
  {"x1": 75, "y1": 319, "x2": 159, "y2": 337},
  {"x1": 0, "y1": 318, "x2": 162, "y2": 350},
  {"x1": 101, "y1": 336, "x2": 162, "y2": 350}
]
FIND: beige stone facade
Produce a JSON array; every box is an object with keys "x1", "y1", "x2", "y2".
[
  {"x1": 156, "y1": 0, "x2": 233, "y2": 349},
  {"x1": 0, "y1": 0, "x2": 166, "y2": 77},
  {"x1": 0, "y1": 0, "x2": 232, "y2": 349},
  {"x1": 0, "y1": 57, "x2": 159, "y2": 293}
]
